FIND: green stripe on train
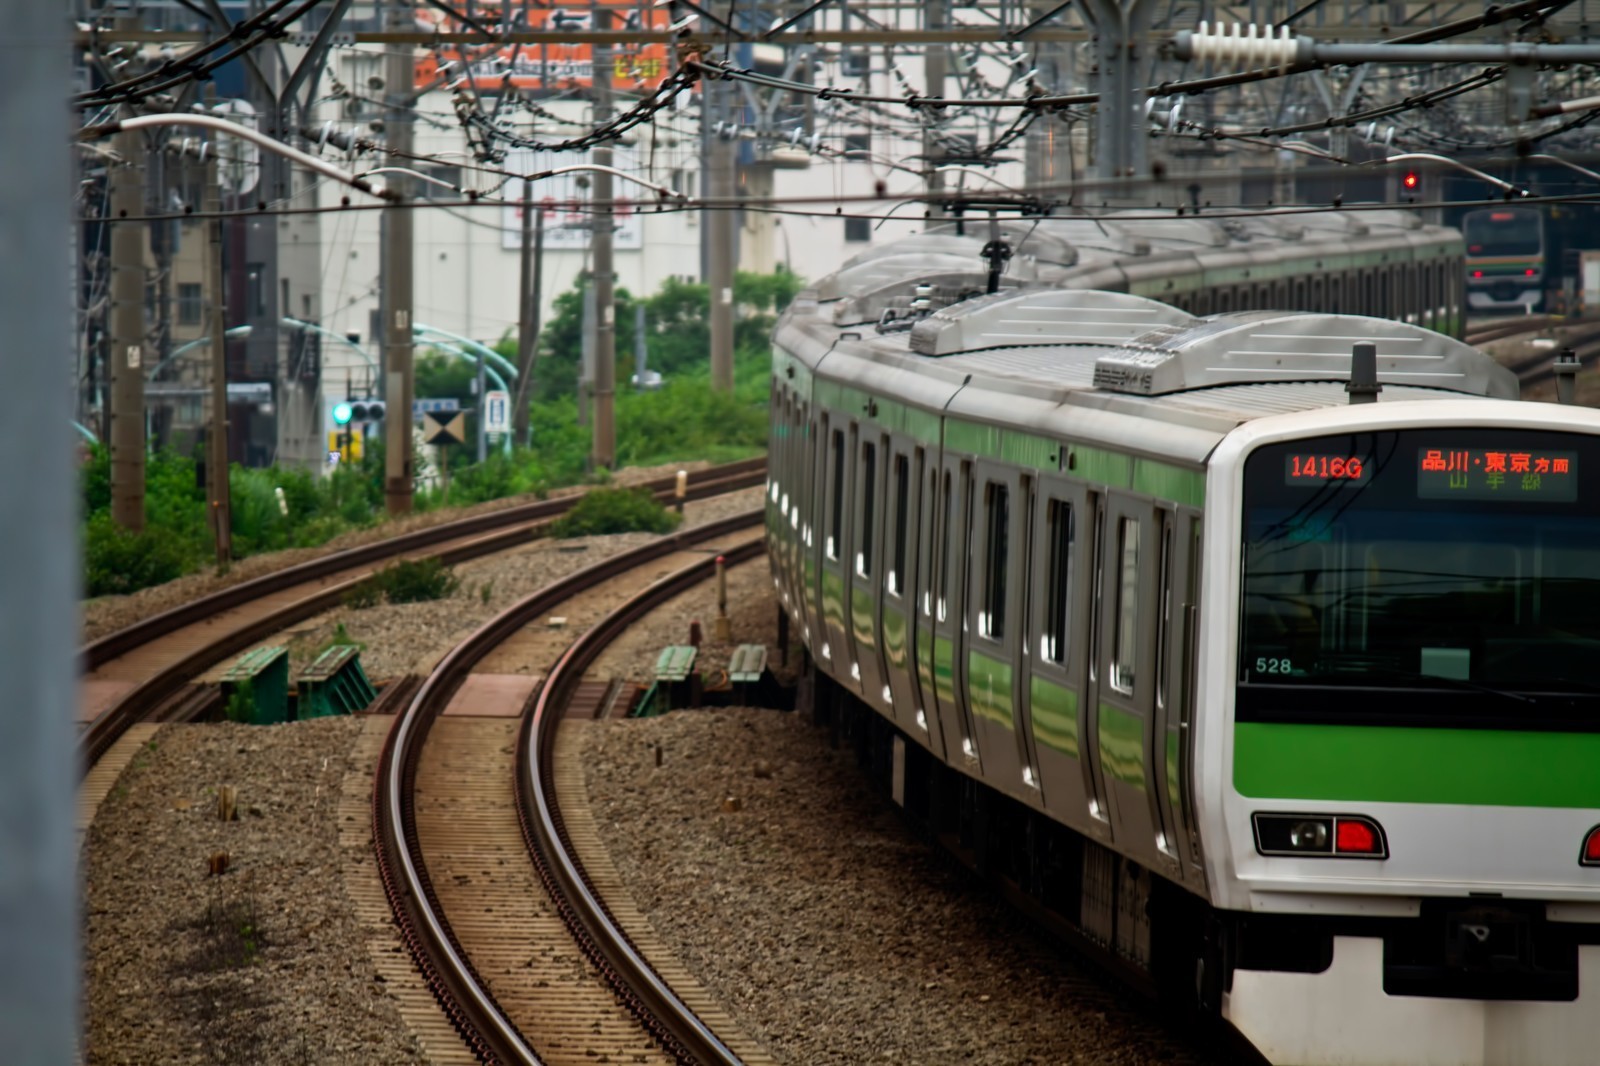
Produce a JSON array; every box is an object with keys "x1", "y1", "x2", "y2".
[
  {"x1": 1030, "y1": 676, "x2": 1078, "y2": 759},
  {"x1": 1234, "y1": 722, "x2": 1600, "y2": 807},
  {"x1": 968, "y1": 649, "x2": 1014, "y2": 728},
  {"x1": 1098, "y1": 703, "x2": 1146, "y2": 790}
]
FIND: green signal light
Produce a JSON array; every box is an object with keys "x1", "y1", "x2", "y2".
[{"x1": 333, "y1": 402, "x2": 353, "y2": 425}]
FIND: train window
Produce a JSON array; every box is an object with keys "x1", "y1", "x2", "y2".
[
  {"x1": 888, "y1": 453, "x2": 909, "y2": 596},
  {"x1": 1156, "y1": 522, "x2": 1173, "y2": 710},
  {"x1": 938, "y1": 470, "x2": 954, "y2": 622},
  {"x1": 980, "y1": 481, "x2": 1009, "y2": 640},
  {"x1": 858, "y1": 441, "x2": 876, "y2": 578},
  {"x1": 920, "y1": 467, "x2": 938, "y2": 618},
  {"x1": 1111, "y1": 517, "x2": 1140, "y2": 694},
  {"x1": 1041, "y1": 499, "x2": 1074, "y2": 664},
  {"x1": 828, "y1": 429, "x2": 845, "y2": 560}
]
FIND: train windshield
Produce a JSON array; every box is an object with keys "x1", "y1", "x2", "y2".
[
  {"x1": 1463, "y1": 209, "x2": 1542, "y2": 257},
  {"x1": 1238, "y1": 429, "x2": 1600, "y2": 728}
]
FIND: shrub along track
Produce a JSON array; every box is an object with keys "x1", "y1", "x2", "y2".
[
  {"x1": 76, "y1": 459, "x2": 765, "y2": 844},
  {"x1": 373, "y1": 510, "x2": 772, "y2": 1066}
]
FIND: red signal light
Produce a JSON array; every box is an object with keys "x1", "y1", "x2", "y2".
[
  {"x1": 1526, "y1": 268, "x2": 1537, "y2": 276},
  {"x1": 1402, "y1": 171, "x2": 1420, "y2": 190},
  {"x1": 1473, "y1": 270, "x2": 1484, "y2": 278}
]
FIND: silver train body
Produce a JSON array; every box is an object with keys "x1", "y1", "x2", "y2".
[{"x1": 766, "y1": 211, "x2": 1600, "y2": 1065}]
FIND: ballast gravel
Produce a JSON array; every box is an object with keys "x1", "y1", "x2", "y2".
[
  {"x1": 82, "y1": 716, "x2": 429, "y2": 1066},
  {"x1": 575, "y1": 708, "x2": 1229, "y2": 1066}
]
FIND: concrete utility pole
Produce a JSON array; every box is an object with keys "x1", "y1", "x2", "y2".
[
  {"x1": 205, "y1": 153, "x2": 233, "y2": 565},
  {"x1": 707, "y1": 79, "x2": 736, "y2": 393},
  {"x1": 109, "y1": 119, "x2": 147, "y2": 531},
  {"x1": 591, "y1": 11, "x2": 617, "y2": 471},
  {"x1": 382, "y1": 0, "x2": 415, "y2": 514},
  {"x1": 924, "y1": 0, "x2": 947, "y2": 212},
  {"x1": 512, "y1": 183, "x2": 544, "y2": 448},
  {"x1": 0, "y1": 2, "x2": 76, "y2": 1059},
  {"x1": 1081, "y1": 0, "x2": 1158, "y2": 188}
]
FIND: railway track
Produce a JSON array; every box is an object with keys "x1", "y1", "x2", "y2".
[
  {"x1": 373, "y1": 509, "x2": 771, "y2": 1065},
  {"x1": 77, "y1": 459, "x2": 765, "y2": 837},
  {"x1": 1503, "y1": 321, "x2": 1600, "y2": 389},
  {"x1": 1464, "y1": 315, "x2": 1554, "y2": 347}
]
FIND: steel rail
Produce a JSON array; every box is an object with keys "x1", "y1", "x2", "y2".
[
  {"x1": 376, "y1": 511, "x2": 762, "y2": 1065},
  {"x1": 517, "y1": 529, "x2": 765, "y2": 1065}
]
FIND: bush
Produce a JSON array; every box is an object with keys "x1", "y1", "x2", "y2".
[
  {"x1": 351, "y1": 557, "x2": 461, "y2": 605},
  {"x1": 548, "y1": 487, "x2": 681, "y2": 538},
  {"x1": 84, "y1": 512, "x2": 199, "y2": 597}
]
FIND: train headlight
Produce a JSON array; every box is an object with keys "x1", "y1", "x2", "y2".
[
  {"x1": 1254, "y1": 813, "x2": 1388, "y2": 859},
  {"x1": 1290, "y1": 820, "x2": 1329, "y2": 851}
]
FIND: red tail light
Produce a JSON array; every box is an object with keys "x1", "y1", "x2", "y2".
[
  {"x1": 1581, "y1": 826, "x2": 1600, "y2": 866},
  {"x1": 1526, "y1": 268, "x2": 1538, "y2": 277},
  {"x1": 1335, "y1": 818, "x2": 1383, "y2": 855},
  {"x1": 1472, "y1": 270, "x2": 1484, "y2": 278}
]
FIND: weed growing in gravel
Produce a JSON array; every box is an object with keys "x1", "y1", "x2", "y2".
[
  {"x1": 478, "y1": 578, "x2": 495, "y2": 605},
  {"x1": 548, "y1": 487, "x2": 682, "y2": 538},
  {"x1": 181, "y1": 877, "x2": 267, "y2": 973},
  {"x1": 317, "y1": 621, "x2": 365, "y2": 653}
]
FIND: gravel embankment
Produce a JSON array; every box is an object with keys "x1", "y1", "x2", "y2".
[
  {"x1": 82, "y1": 717, "x2": 429, "y2": 1066},
  {"x1": 276, "y1": 486, "x2": 765, "y2": 680},
  {"x1": 81, "y1": 460, "x2": 721, "y2": 644}
]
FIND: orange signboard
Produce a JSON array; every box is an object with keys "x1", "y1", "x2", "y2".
[{"x1": 415, "y1": 2, "x2": 674, "y2": 93}]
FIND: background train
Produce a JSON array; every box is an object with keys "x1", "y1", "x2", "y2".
[{"x1": 766, "y1": 210, "x2": 1600, "y2": 1065}]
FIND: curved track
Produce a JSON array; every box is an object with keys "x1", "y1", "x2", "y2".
[
  {"x1": 78, "y1": 459, "x2": 765, "y2": 776},
  {"x1": 374, "y1": 510, "x2": 767, "y2": 1065}
]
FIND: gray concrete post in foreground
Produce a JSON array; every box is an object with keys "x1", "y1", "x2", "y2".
[{"x1": 0, "y1": 1, "x2": 78, "y2": 1060}]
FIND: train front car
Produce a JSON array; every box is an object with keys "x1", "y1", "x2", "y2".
[
  {"x1": 1206, "y1": 399, "x2": 1600, "y2": 1065},
  {"x1": 1463, "y1": 207, "x2": 1546, "y2": 313}
]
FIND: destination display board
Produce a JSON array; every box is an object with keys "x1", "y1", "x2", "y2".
[{"x1": 1416, "y1": 446, "x2": 1578, "y2": 501}]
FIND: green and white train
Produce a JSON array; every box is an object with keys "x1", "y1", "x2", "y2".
[{"x1": 766, "y1": 210, "x2": 1600, "y2": 1065}]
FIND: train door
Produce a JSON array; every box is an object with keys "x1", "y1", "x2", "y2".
[
  {"x1": 797, "y1": 404, "x2": 820, "y2": 652},
  {"x1": 1024, "y1": 475, "x2": 1093, "y2": 833},
  {"x1": 1078, "y1": 491, "x2": 1114, "y2": 841},
  {"x1": 913, "y1": 456, "x2": 950, "y2": 761},
  {"x1": 1148, "y1": 507, "x2": 1199, "y2": 882},
  {"x1": 932, "y1": 455, "x2": 981, "y2": 769},
  {"x1": 966, "y1": 462, "x2": 1027, "y2": 795},
  {"x1": 845, "y1": 427, "x2": 888, "y2": 705},
  {"x1": 1092, "y1": 493, "x2": 1164, "y2": 866},
  {"x1": 880, "y1": 439, "x2": 924, "y2": 736},
  {"x1": 817, "y1": 417, "x2": 856, "y2": 690},
  {"x1": 1170, "y1": 513, "x2": 1208, "y2": 885}
]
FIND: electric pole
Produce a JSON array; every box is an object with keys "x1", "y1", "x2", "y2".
[
  {"x1": 591, "y1": 10, "x2": 616, "y2": 470},
  {"x1": 108, "y1": 118, "x2": 147, "y2": 531},
  {"x1": 1, "y1": 3, "x2": 75, "y2": 1058},
  {"x1": 925, "y1": 0, "x2": 947, "y2": 213},
  {"x1": 204, "y1": 152, "x2": 232, "y2": 565},
  {"x1": 512, "y1": 181, "x2": 543, "y2": 448},
  {"x1": 382, "y1": 0, "x2": 415, "y2": 514},
  {"x1": 707, "y1": 78, "x2": 736, "y2": 393}
]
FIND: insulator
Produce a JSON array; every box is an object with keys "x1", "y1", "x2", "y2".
[{"x1": 1189, "y1": 21, "x2": 1300, "y2": 71}]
